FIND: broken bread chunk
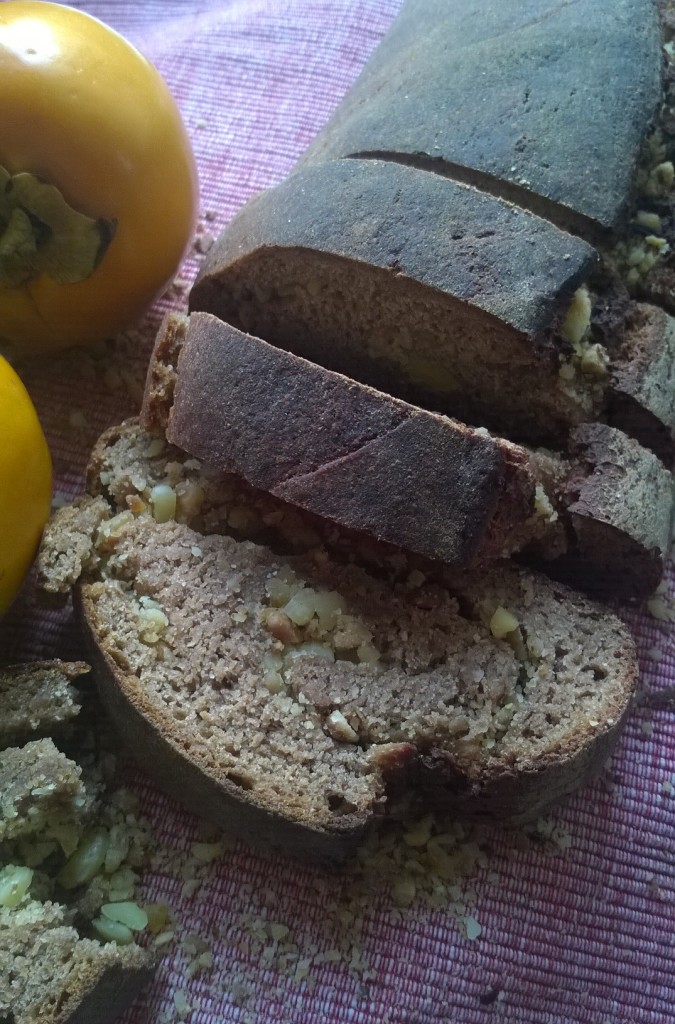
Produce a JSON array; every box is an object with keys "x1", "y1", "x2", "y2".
[
  {"x1": 0, "y1": 661, "x2": 88, "y2": 749},
  {"x1": 0, "y1": 913, "x2": 156, "y2": 1024},
  {"x1": 38, "y1": 422, "x2": 638, "y2": 864},
  {"x1": 0, "y1": 663, "x2": 158, "y2": 1024}
]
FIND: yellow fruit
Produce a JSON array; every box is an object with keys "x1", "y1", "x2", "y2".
[
  {"x1": 0, "y1": 355, "x2": 52, "y2": 613},
  {"x1": 0, "y1": 1, "x2": 198, "y2": 357}
]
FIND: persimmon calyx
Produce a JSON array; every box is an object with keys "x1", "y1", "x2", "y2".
[{"x1": 0, "y1": 164, "x2": 116, "y2": 288}]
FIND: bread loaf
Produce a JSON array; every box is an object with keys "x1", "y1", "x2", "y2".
[
  {"x1": 38, "y1": 422, "x2": 638, "y2": 865},
  {"x1": 142, "y1": 311, "x2": 673, "y2": 597},
  {"x1": 189, "y1": 0, "x2": 675, "y2": 465},
  {"x1": 190, "y1": 157, "x2": 675, "y2": 461}
]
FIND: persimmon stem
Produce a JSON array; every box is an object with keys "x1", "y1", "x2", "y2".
[{"x1": 0, "y1": 165, "x2": 116, "y2": 289}]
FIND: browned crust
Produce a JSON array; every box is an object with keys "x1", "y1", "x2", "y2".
[
  {"x1": 150, "y1": 311, "x2": 540, "y2": 567},
  {"x1": 17, "y1": 937, "x2": 159, "y2": 1024},
  {"x1": 608, "y1": 303, "x2": 675, "y2": 465},
  {"x1": 532, "y1": 422, "x2": 674, "y2": 597},
  {"x1": 191, "y1": 159, "x2": 595, "y2": 344},
  {"x1": 54, "y1": 954, "x2": 158, "y2": 1024},
  {"x1": 417, "y1": 705, "x2": 632, "y2": 823},
  {"x1": 295, "y1": 0, "x2": 662, "y2": 234}
]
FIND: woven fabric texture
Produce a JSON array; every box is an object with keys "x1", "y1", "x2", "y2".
[{"x1": 1, "y1": 3, "x2": 674, "y2": 1022}]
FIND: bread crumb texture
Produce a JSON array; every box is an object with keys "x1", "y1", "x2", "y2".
[{"x1": 39, "y1": 424, "x2": 635, "y2": 837}]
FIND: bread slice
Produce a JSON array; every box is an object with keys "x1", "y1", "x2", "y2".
[
  {"x1": 38, "y1": 421, "x2": 638, "y2": 864},
  {"x1": 190, "y1": 158, "x2": 675, "y2": 459},
  {"x1": 608, "y1": 303, "x2": 675, "y2": 458},
  {"x1": 297, "y1": 0, "x2": 662, "y2": 234},
  {"x1": 143, "y1": 311, "x2": 562, "y2": 570},
  {"x1": 141, "y1": 311, "x2": 673, "y2": 598}
]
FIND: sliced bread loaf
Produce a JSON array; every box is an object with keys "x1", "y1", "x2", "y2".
[
  {"x1": 38, "y1": 422, "x2": 638, "y2": 864},
  {"x1": 141, "y1": 311, "x2": 673, "y2": 597},
  {"x1": 190, "y1": 158, "x2": 675, "y2": 459}
]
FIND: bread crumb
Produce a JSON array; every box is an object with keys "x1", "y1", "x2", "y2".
[{"x1": 173, "y1": 989, "x2": 192, "y2": 1020}]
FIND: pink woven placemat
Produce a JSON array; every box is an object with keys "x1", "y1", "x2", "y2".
[{"x1": 1, "y1": 3, "x2": 674, "y2": 1022}]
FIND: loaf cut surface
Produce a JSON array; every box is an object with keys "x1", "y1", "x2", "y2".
[{"x1": 39, "y1": 422, "x2": 638, "y2": 863}]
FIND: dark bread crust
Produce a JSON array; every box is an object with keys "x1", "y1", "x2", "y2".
[
  {"x1": 416, "y1": 716, "x2": 628, "y2": 824},
  {"x1": 608, "y1": 303, "x2": 675, "y2": 463},
  {"x1": 192, "y1": 159, "x2": 595, "y2": 342},
  {"x1": 5, "y1": 924, "x2": 158, "y2": 1024},
  {"x1": 297, "y1": 0, "x2": 662, "y2": 234},
  {"x1": 51, "y1": 957, "x2": 158, "y2": 1024},
  {"x1": 560, "y1": 422, "x2": 674, "y2": 595},
  {"x1": 154, "y1": 311, "x2": 540, "y2": 568}
]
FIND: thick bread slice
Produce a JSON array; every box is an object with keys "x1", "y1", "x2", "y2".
[
  {"x1": 190, "y1": 159, "x2": 675, "y2": 454},
  {"x1": 542, "y1": 422, "x2": 674, "y2": 597},
  {"x1": 297, "y1": 0, "x2": 662, "y2": 234},
  {"x1": 38, "y1": 423, "x2": 638, "y2": 864},
  {"x1": 607, "y1": 304, "x2": 675, "y2": 458},
  {"x1": 142, "y1": 312, "x2": 673, "y2": 597},
  {"x1": 190, "y1": 158, "x2": 598, "y2": 445},
  {"x1": 143, "y1": 311, "x2": 555, "y2": 569}
]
